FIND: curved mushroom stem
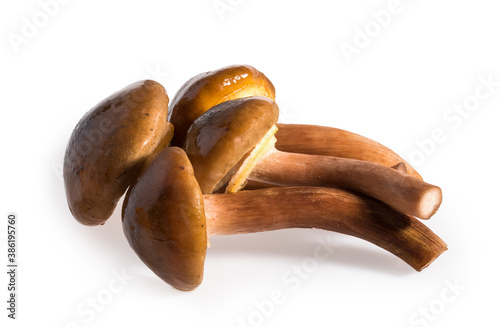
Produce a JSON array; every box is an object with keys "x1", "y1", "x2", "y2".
[
  {"x1": 204, "y1": 187, "x2": 447, "y2": 271},
  {"x1": 275, "y1": 124, "x2": 422, "y2": 180},
  {"x1": 247, "y1": 147, "x2": 442, "y2": 220}
]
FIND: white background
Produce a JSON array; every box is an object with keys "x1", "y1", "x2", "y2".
[{"x1": 1, "y1": 0, "x2": 499, "y2": 326}]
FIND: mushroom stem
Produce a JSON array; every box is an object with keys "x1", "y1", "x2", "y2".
[
  {"x1": 275, "y1": 124, "x2": 422, "y2": 180},
  {"x1": 244, "y1": 162, "x2": 408, "y2": 190},
  {"x1": 248, "y1": 147, "x2": 442, "y2": 220},
  {"x1": 204, "y1": 187, "x2": 447, "y2": 271}
]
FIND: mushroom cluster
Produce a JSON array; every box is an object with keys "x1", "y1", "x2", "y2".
[{"x1": 64, "y1": 65, "x2": 447, "y2": 291}]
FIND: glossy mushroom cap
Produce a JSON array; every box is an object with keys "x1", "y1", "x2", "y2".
[
  {"x1": 184, "y1": 96, "x2": 279, "y2": 194},
  {"x1": 64, "y1": 80, "x2": 172, "y2": 226},
  {"x1": 122, "y1": 147, "x2": 207, "y2": 291},
  {"x1": 169, "y1": 64, "x2": 276, "y2": 146}
]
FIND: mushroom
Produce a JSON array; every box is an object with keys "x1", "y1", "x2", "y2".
[
  {"x1": 168, "y1": 64, "x2": 421, "y2": 179},
  {"x1": 122, "y1": 147, "x2": 447, "y2": 291},
  {"x1": 64, "y1": 80, "x2": 173, "y2": 226},
  {"x1": 168, "y1": 64, "x2": 275, "y2": 147},
  {"x1": 184, "y1": 96, "x2": 442, "y2": 220}
]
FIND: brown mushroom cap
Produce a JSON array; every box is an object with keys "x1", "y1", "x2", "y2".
[
  {"x1": 184, "y1": 96, "x2": 279, "y2": 194},
  {"x1": 122, "y1": 147, "x2": 207, "y2": 291},
  {"x1": 64, "y1": 80, "x2": 171, "y2": 226},
  {"x1": 168, "y1": 65, "x2": 275, "y2": 146}
]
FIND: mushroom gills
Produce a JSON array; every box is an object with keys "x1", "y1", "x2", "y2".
[{"x1": 226, "y1": 125, "x2": 278, "y2": 193}]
